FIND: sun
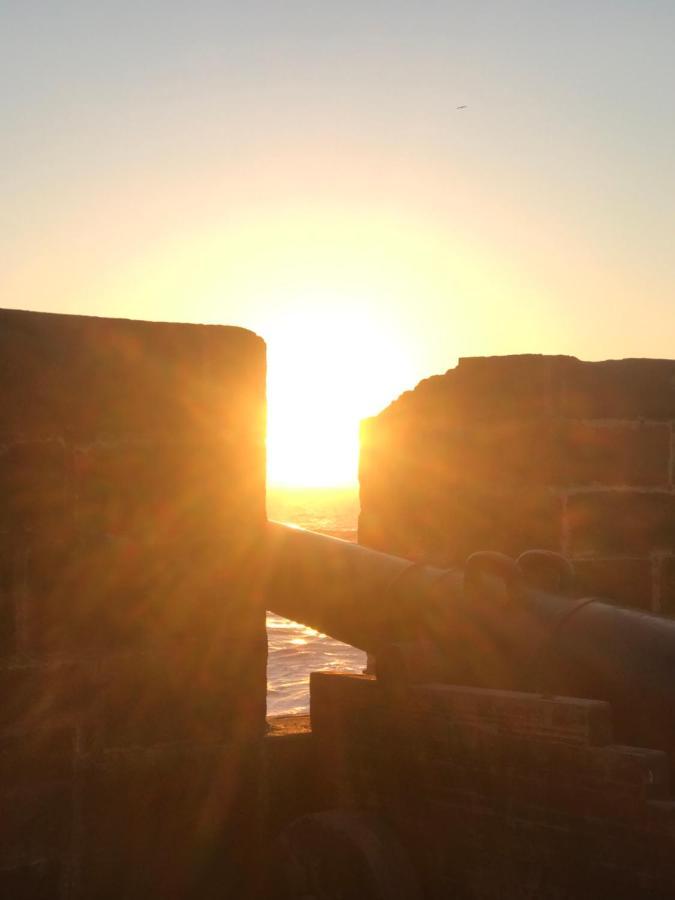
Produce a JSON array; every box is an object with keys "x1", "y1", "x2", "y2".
[
  {"x1": 267, "y1": 406, "x2": 358, "y2": 487},
  {"x1": 264, "y1": 301, "x2": 413, "y2": 488}
]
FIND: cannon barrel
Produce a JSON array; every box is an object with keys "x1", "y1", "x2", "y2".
[{"x1": 264, "y1": 522, "x2": 675, "y2": 758}]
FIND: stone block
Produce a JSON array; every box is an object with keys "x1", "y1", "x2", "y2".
[
  {"x1": 0, "y1": 443, "x2": 69, "y2": 536},
  {"x1": 23, "y1": 537, "x2": 151, "y2": 654},
  {"x1": 0, "y1": 728, "x2": 74, "y2": 789},
  {"x1": 573, "y1": 558, "x2": 653, "y2": 608},
  {"x1": 310, "y1": 673, "x2": 379, "y2": 729},
  {"x1": 412, "y1": 684, "x2": 613, "y2": 747},
  {"x1": 203, "y1": 325, "x2": 267, "y2": 438},
  {"x1": 0, "y1": 307, "x2": 266, "y2": 442},
  {"x1": 0, "y1": 785, "x2": 72, "y2": 871},
  {"x1": 555, "y1": 421, "x2": 670, "y2": 487},
  {"x1": 444, "y1": 486, "x2": 562, "y2": 563},
  {"x1": 98, "y1": 639, "x2": 265, "y2": 748},
  {"x1": 0, "y1": 542, "x2": 17, "y2": 659},
  {"x1": 658, "y1": 556, "x2": 675, "y2": 616},
  {"x1": 458, "y1": 421, "x2": 555, "y2": 485},
  {"x1": 90, "y1": 318, "x2": 211, "y2": 437},
  {"x1": 72, "y1": 437, "x2": 263, "y2": 540},
  {"x1": 0, "y1": 310, "x2": 71, "y2": 440},
  {"x1": 0, "y1": 663, "x2": 97, "y2": 736},
  {"x1": 568, "y1": 492, "x2": 675, "y2": 556},
  {"x1": 81, "y1": 744, "x2": 259, "y2": 900},
  {"x1": 23, "y1": 520, "x2": 265, "y2": 658},
  {"x1": 560, "y1": 357, "x2": 675, "y2": 420},
  {"x1": 454, "y1": 354, "x2": 567, "y2": 420},
  {"x1": 361, "y1": 485, "x2": 563, "y2": 567},
  {"x1": 0, "y1": 730, "x2": 73, "y2": 879},
  {"x1": 430, "y1": 732, "x2": 669, "y2": 807},
  {"x1": 263, "y1": 716, "x2": 324, "y2": 838},
  {"x1": 366, "y1": 421, "x2": 557, "y2": 499},
  {"x1": 0, "y1": 862, "x2": 62, "y2": 900}
]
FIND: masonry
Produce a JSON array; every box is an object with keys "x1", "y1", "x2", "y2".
[
  {"x1": 0, "y1": 308, "x2": 267, "y2": 899},
  {"x1": 7, "y1": 324, "x2": 675, "y2": 899},
  {"x1": 360, "y1": 354, "x2": 675, "y2": 612}
]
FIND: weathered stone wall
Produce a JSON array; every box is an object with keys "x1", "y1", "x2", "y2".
[
  {"x1": 360, "y1": 355, "x2": 675, "y2": 611},
  {"x1": 0, "y1": 308, "x2": 267, "y2": 898}
]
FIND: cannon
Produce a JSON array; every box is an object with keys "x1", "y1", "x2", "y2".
[
  {"x1": 264, "y1": 521, "x2": 675, "y2": 763},
  {"x1": 262, "y1": 523, "x2": 675, "y2": 899}
]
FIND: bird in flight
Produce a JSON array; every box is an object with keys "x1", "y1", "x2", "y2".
[{"x1": 456, "y1": 105, "x2": 468, "y2": 110}]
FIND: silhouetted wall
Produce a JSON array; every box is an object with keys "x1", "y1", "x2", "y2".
[
  {"x1": 0, "y1": 308, "x2": 267, "y2": 899},
  {"x1": 360, "y1": 355, "x2": 675, "y2": 611}
]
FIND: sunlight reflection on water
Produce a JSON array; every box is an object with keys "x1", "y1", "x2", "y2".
[{"x1": 266, "y1": 612, "x2": 366, "y2": 716}]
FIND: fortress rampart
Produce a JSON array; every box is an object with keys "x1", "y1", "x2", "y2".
[
  {"x1": 360, "y1": 354, "x2": 675, "y2": 610},
  {"x1": 5, "y1": 315, "x2": 675, "y2": 899}
]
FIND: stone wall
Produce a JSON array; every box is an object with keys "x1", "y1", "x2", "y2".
[
  {"x1": 360, "y1": 355, "x2": 675, "y2": 612},
  {"x1": 0, "y1": 308, "x2": 267, "y2": 898}
]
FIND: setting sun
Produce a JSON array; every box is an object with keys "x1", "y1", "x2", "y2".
[{"x1": 264, "y1": 302, "x2": 414, "y2": 487}]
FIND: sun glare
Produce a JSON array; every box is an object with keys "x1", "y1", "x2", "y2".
[{"x1": 264, "y1": 302, "x2": 413, "y2": 488}]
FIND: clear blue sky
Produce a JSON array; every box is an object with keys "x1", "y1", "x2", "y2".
[{"x1": 3, "y1": 2, "x2": 675, "y2": 474}]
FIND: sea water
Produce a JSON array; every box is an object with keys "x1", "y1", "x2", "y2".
[{"x1": 266, "y1": 486, "x2": 366, "y2": 716}]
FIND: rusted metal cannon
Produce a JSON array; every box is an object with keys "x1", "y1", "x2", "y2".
[
  {"x1": 264, "y1": 521, "x2": 675, "y2": 759},
  {"x1": 263, "y1": 523, "x2": 675, "y2": 898}
]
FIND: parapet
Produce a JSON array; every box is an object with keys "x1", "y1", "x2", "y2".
[
  {"x1": 360, "y1": 354, "x2": 675, "y2": 611},
  {"x1": 0, "y1": 308, "x2": 267, "y2": 898}
]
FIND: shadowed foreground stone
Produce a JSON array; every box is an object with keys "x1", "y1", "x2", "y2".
[{"x1": 0, "y1": 308, "x2": 267, "y2": 899}]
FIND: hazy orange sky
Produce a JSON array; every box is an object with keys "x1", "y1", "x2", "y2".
[{"x1": 4, "y1": 2, "x2": 675, "y2": 484}]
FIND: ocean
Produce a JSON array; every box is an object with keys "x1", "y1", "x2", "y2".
[{"x1": 266, "y1": 486, "x2": 366, "y2": 716}]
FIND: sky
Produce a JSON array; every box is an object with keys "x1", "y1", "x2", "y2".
[{"x1": 3, "y1": 2, "x2": 675, "y2": 484}]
